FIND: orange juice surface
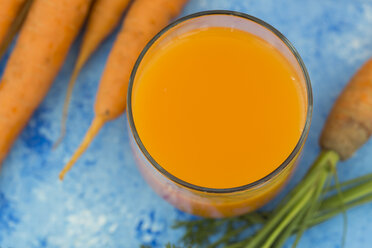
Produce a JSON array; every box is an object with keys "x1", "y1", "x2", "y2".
[{"x1": 132, "y1": 27, "x2": 306, "y2": 189}]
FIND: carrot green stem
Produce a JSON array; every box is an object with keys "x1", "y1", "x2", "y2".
[
  {"x1": 292, "y1": 169, "x2": 330, "y2": 247},
  {"x1": 325, "y1": 172, "x2": 372, "y2": 193},
  {"x1": 261, "y1": 187, "x2": 315, "y2": 248},
  {"x1": 273, "y1": 204, "x2": 308, "y2": 248},
  {"x1": 320, "y1": 179, "x2": 372, "y2": 210},
  {"x1": 332, "y1": 167, "x2": 348, "y2": 248},
  {"x1": 311, "y1": 194, "x2": 372, "y2": 226}
]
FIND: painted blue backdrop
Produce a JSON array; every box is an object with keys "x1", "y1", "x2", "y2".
[{"x1": 1, "y1": 0, "x2": 372, "y2": 247}]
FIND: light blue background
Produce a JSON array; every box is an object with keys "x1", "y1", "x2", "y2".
[{"x1": 1, "y1": 0, "x2": 372, "y2": 247}]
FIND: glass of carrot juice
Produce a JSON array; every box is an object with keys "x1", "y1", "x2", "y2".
[{"x1": 127, "y1": 11, "x2": 312, "y2": 218}]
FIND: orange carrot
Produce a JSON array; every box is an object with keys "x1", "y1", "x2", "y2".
[
  {"x1": 54, "y1": 0, "x2": 131, "y2": 148},
  {"x1": 0, "y1": 0, "x2": 92, "y2": 164},
  {"x1": 0, "y1": 0, "x2": 27, "y2": 45},
  {"x1": 320, "y1": 58, "x2": 372, "y2": 160},
  {"x1": 59, "y1": 0, "x2": 188, "y2": 180}
]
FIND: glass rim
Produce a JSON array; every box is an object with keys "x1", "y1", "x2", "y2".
[{"x1": 127, "y1": 10, "x2": 313, "y2": 194}]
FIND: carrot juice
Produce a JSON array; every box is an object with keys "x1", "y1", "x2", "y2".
[{"x1": 127, "y1": 12, "x2": 312, "y2": 218}]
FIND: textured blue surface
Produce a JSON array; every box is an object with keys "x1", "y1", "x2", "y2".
[{"x1": 1, "y1": 0, "x2": 372, "y2": 247}]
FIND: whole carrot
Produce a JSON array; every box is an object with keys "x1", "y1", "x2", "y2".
[
  {"x1": 55, "y1": 0, "x2": 131, "y2": 148},
  {"x1": 0, "y1": 0, "x2": 27, "y2": 45},
  {"x1": 0, "y1": 0, "x2": 92, "y2": 164},
  {"x1": 59, "y1": 0, "x2": 188, "y2": 180}
]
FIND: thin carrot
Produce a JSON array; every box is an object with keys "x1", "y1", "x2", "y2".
[
  {"x1": 59, "y1": 0, "x2": 189, "y2": 180},
  {"x1": 320, "y1": 58, "x2": 372, "y2": 160},
  {"x1": 0, "y1": 0, "x2": 27, "y2": 45},
  {"x1": 0, "y1": 0, "x2": 92, "y2": 164},
  {"x1": 54, "y1": 0, "x2": 131, "y2": 148}
]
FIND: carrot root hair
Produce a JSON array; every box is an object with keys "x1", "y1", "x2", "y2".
[
  {"x1": 53, "y1": 60, "x2": 84, "y2": 150},
  {"x1": 59, "y1": 116, "x2": 106, "y2": 180}
]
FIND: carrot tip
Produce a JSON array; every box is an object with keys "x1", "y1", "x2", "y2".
[
  {"x1": 58, "y1": 116, "x2": 106, "y2": 180},
  {"x1": 59, "y1": 172, "x2": 65, "y2": 181}
]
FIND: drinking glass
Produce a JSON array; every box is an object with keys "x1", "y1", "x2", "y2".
[{"x1": 127, "y1": 10, "x2": 312, "y2": 218}]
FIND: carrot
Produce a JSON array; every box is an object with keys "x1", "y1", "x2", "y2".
[
  {"x1": 0, "y1": 0, "x2": 27, "y2": 45},
  {"x1": 54, "y1": 0, "x2": 131, "y2": 148},
  {"x1": 0, "y1": 0, "x2": 93, "y2": 164},
  {"x1": 320, "y1": 58, "x2": 372, "y2": 160},
  {"x1": 59, "y1": 0, "x2": 189, "y2": 180}
]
